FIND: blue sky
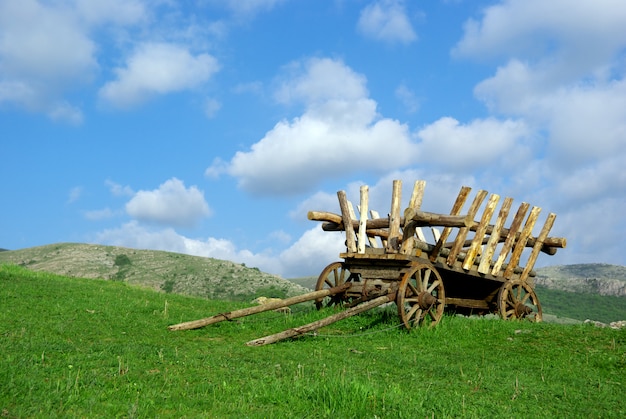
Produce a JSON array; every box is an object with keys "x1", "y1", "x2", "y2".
[{"x1": 2, "y1": 0, "x2": 625, "y2": 278}]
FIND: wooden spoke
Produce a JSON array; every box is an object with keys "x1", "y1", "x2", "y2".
[
  {"x1": 314, "y1": 262, "x2": 360, "y2": 310},
  {"x1": 396, "y1": 262, "x2": 445, "y2": 330},
  {"x1": 497, "y1": 280, "x2": 542, "y2": 322}
]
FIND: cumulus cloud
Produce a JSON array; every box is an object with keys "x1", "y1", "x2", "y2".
[
  {"x1": 84, "y1": 208, "x2": 116, "y2": 221},
  {"x1": 96, "y1": 221, "x2": 343, "y2": 277},
  {"x1": 453, "y1": 0, "x2": 626, "y2": 78},
  {"x1": 218, "y1": 0, "x2": 287, "y2": 17},
  {"x1": 207, "y1": 58, "x2": 417, "y2": 195},
  {"x1": 125, "y1": 178, "x2": 211, "y2": 227},
  {"x1": 73, "y1": 0, "x2": 147, "y2": 26},
  {"x1": 450, "y1": 0, "x2": 626, "y2": 267},
  {"x1": 0, "y1": 0, "x2": 96, "y2": 121},
  {"x1": 0, "y1": 0, "x2": 149, "y2": 122},
  {"x1": 67, "y1": 186, "x2": 83, "y2": 204},
  {"x1": 99, "y1": 42, "x2": 220, "y2": 108},
  {"x1": 395, "y1": 83, "x2": 419, "y2": 114},
  {"x1": 106, "y1": 180, "x2": 134, "y2": 197},
  {"x1": 357, "y1": 0, "x2": 417, "y2": 44},
  {"x1": 415, "y1": 117, "x2": 530, "y2": 171}
]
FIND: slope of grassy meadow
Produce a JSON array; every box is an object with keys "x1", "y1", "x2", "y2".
[{"x1": 1, "y1": 264, "x2": 624, "y2": 418}]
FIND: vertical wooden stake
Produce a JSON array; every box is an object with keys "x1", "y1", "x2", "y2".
[
  {"x1": 386, "y1": 180, "x2": 402, "y2": 253},
  {"x1": 358, "y1": 186, "x2": 369, "y2": 254},
  {"x1": 337, "y1": 190, "x2": 357, "y2": 252},
  {"x1": 478, "y1": 197, "x2": 513, "y2": 274},
  {"x1": 520, "y1": 213, "x2": 556, "y2": 281},
  {"x1": 430, "y1": 186, "x2": 471, "y2": 262}
]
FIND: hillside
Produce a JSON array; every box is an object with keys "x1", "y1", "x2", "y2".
[
  {"x1": 535, "y1": 264, "x2": 626, "y2": 297},
  {"x1": 1, "y1": 243, "x2": 624, "y2": 322},
  {"x1": 0, "y1": 243, "x2": 308, "y2": 301},
  {"x1": 1, "y1": 264, "x2": 624, "y2": 417}
]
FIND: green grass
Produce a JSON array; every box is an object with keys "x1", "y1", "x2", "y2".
[
  {"x1": 537, "y1": 286, "x2": 626, "y2": 323},
  {"x1": 1, "y1": 264, "x2": 625, "y2": 418}
]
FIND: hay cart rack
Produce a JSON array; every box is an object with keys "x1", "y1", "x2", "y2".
[{"x1": 169, "y1": 180, "x2": 566, "y2": 346}]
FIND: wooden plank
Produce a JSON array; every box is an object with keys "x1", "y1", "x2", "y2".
[
  {"x1": 246, "y1": 294, "x2": 394, "y2": 346},
  {"x1": 430, "y1": 186, "x2": 471, "y2": 262},
  {"x1": 520, "y1": 212, "x2": 556, "y2": 281},
  {"x1": 431, "y1": 228, "x2": 441, "y2": 242},
  {"x1": 386, "y1": 180, "x2": 402, "y2": 253},
  {"x1": 337, "y1": 190, "x2": 356, "y2": 252},
  {"x1": 357, "y1": 186, "x2": 369, "y2": 253},
  {"x1": 446, "y1": 190, "x2": 488, "y2": 266},
  {"x1": 503, "y1": 206, "x2": 541, "y2": 278},
  {"x1": 463, "y1": 193, "x2": 500, "y2": 270},
  {"x1": 478, "y1": 197, "x2": 513, "y2": 274},
  {"x1": 491, "y1": 202, "x2": 529, "y2": 276},
  {"x1": 445, "y1": 297, "x2": 490, "y2": 310}
]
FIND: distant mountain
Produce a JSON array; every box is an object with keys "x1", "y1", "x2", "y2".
[
  {"x1": 535, "y1": 264, "x2": 626, "y2": 297},
  {"x1": 0, "y1": 243, "x2": 308, "y2": 301}
]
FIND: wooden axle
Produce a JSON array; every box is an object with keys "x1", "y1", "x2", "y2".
[{"x1": 168, "y1": 283, "x2": 352, "y2": 331}]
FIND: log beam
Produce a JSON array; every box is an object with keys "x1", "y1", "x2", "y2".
[
  {"x1": 168, "y1": 283, "x2": 352, "y2": 331},
  {"x1": 246, "y1": 294, "x2": 394, "y2": 346}
]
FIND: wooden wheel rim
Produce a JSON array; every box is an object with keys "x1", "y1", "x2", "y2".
[
  {"x1": 498, "y1": 280, "x2": 542, "y2": 322},
  {"x1": 314, "y1": 262, "x2": 359, "y2": 309},
  {"x1": 397, "y1": 263, "x2": 445, "y2": 329}
]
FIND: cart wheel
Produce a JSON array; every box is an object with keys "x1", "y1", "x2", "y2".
[
  {"x1": 314, "y1": 262, "x2": 359, "y2": 310},
  {"x1": 497, "y1": 280, "x2": 542, "y2": 322},
  {"x1": 397, "y1": 262, "x2": 445, "y2": 329}
]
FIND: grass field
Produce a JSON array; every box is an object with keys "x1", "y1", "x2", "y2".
[{"x1": 1, "y1": 264, "x2": 625, "y2": 418}]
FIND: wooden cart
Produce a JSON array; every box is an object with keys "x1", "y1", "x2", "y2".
[{"x1": 169, "y1": 180, "x2": 566, "y2": 345}]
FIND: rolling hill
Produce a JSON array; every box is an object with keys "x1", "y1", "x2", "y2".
[
  {"x1": 0, "y1": 243, "x2": 308, "y2": 301},
  {"x1": 1, "y1": 243, "x2": 624, "y2": 322}
]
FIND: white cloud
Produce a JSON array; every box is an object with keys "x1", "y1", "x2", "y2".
[
  {"x1": 204, "y1": 98, "x2": 222, "y2": 118},
  {"x1": 125, "y1": 178, "x2": 211, "y2": 227},
  {"x1": 96, "y1": 221, "x2": 344, "y2": 278},
  {"x1": 67, "y1": 186, "x2": 83, "y2": 204},
  {"x1": 395, "y1": 83, "x2": 419, "y2": 113},
  {"x1": 84, "y1": 208, "x2": 116, "y2": 221},
  {"x1": 105, "y1": 180, "x2": 134, "y2": 197},
  {"x1": 415, "y1": 117, "x2": 530, "y2": 171},
  {"x1": 210, "y1": 0, "x2": 287, "y2": 18},
  {"x1": 73, "y1": 0, "x2": 147, "y2": 26},
  {"x1": 453, "y1": 0, "x2": 626, "y2": 76},
  {"x1": 0, "y1": 0, "x2": 96, "y2": 121},
  {"x1": 99, "y1": 42, "x2": 220, "y2": 108},
  {"x1": 357, "y1": 0, "x2": 417, "y2": 44},
  {"x1": 0, "y1": 0, "x2": 149, "y2": 122},
  {"x1": 208, "y1": 58, "x2": 417, "y2": 195}
]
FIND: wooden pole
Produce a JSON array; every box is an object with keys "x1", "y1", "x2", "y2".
[
  {"x1": 478, "y1": 197, "x2": 513, "y2": 274},
  {"x1": 463, "y1": 193, "x2": 500, "y2": 270},
  {"x1": 168, "y1": 283, "x2": 351, "y2": 331},
  {"x1": 430, "y1": 186, "x2": 471, "y2": 262},
  {"x1": 520, "y1": 212, "x2": 557, "y2": 281},
  {"x1": 246, "y1": 294, "x2": 394, "y2": 346},
  {"x1": 358, "y1": 186, "x2": 369, "y2": 253},
  {"x1": 337, "y1": 191, "x2": 357, "y2": 252},
  {"x1": 386, "y1": 180, "x2": 402, "y2": 253},
  {"x1": 447, "y1": 190, "x2": 487, "y2": 266}
]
